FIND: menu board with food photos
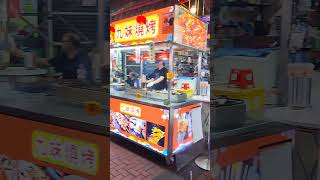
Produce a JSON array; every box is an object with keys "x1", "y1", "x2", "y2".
[
  {"x1": 173, "y1": 5, "x2": 208, "y2": 51},
  {"x1": 0, "y1": 154, "x2": 89, "y2": 180},
  {"x1": 0, "y1": 114, "x2": 108, "y2": 180},
  {"x1": 172, "y1": 103, "x2": 200, "y2": 154},
  {"x1": 110, "y1": 98, "x2": 169, "y2": 155},
  {"x1": 110, "y1": 97, "x2": 201, "y2": 156}
]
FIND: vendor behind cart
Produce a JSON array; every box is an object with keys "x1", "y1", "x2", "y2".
[
  {"x1": 126, "y1": 71, "x2": 139, "y2": 87},
  {"x1": 35, "y1": 32, "x2": 92, "y2": 82},
  {"x1": 142, "y1": 60, "x2": 168, "y2": 90},
  {"x1": 111, "y1": 66, "x2": 124, "y2": 83}
]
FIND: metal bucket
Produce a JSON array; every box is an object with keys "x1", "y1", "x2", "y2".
[{"x1": 288, "y1": 76, "x2": 312, "y2": 109}]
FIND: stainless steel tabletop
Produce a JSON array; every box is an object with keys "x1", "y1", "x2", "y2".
[
  {"x1": 110, "y1": 88, "x2": 200, "y2": 109},
  {"x1": 0, "y1": 81, "x2": 108, "y2": 135}
]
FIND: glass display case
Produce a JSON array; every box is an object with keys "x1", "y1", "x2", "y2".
[{"x1": 110, "y1": 43, "x2": 204, "y2": 104}]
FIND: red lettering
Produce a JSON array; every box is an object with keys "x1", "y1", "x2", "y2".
[
  {"x1": 116, "y1": 27, "x2": 123, "y2": 39},
  {"x1": 146, "y1": 19, "x2": 157, "y2": 34},
  {"x1": 135, "y1": 24, "x2": 144, "y2": 37},
  {"x1": 125, "y1": 25, "x2": 133, "y2": 38}
]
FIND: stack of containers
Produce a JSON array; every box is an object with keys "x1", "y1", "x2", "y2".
[{"x1": 288, "y1": 63, "x2": 314, "y2": 109}]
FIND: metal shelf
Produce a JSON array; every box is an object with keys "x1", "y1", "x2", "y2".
[
  {"x1": 221, "y1": 1, "x2": 271, "y2": 7},
  {"x1": 51, "y1": 12, "x2": 99, "y2": 16},
  {"x1": 46, "y1": 0, "x2": 107, "y2": 58},
  {"x1": 20, "y1": 13, "x2": 40, "y2": 16},
  {"x1": 125, "y1": 65, "x2": 141, "y2": 67},
  {"x1": 53, "y1": 41, "x2": 93, "y2": 46}
]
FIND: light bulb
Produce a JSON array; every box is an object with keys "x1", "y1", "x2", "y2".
[{"x1": 190, "y1": 5, "x2": 197, "y2": 14}]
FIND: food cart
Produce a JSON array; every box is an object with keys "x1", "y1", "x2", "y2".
[{"x1": 109, "y1": 5, "x2": 208, "y2": 169}]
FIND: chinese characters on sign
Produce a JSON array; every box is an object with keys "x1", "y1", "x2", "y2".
[
  {"x1": 120, "y1": 103, "x2": 141, "y2": 117},
  {"x1": 114, "y1": 14, "x2": 160, "y2": 43},
  {"x1": 32, "y1": 131, "x2": 99, "y2": 175}
]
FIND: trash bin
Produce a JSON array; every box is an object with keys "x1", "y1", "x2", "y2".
[{"x1": 288, "y1": 63, "x2": 314, "y2": 109}]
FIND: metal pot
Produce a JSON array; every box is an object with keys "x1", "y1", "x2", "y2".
[
  {"x1": 112, "y1": 83, "x2": 126, "y2": 91},
  {"x1": 9, "y1": 76, "x2": 52, "y2": 93}
]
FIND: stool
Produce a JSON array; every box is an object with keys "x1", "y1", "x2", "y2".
[{"x1": 228, "y1": 68, "x2": 255, "y2": 89}]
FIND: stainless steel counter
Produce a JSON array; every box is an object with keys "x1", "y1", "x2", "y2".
[
  {"x1": 211, "y1": 116, "x2": 293, "y2": 149},
  {"x1": 111, "y1": 88, "x2": 293, "y2": 148},
  {"x1": 110, "y1": 88, "x2": 199, "y2": 109},
  {"x1": 0, "y1": 79, "x2": 293, "y2": 141},
  {"x1": 0, "y1": 82, "x2": 107, "y2": 135}
]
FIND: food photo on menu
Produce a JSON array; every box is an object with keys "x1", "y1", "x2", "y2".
[
  {"x1": 110, "y1": 111, "x2": 121, "y2": 130},
  {"x1": 128, "y1": 116, "x2": 146, "y2": 139},
  {"x1": 146, "y1": 122, "x2": 166, "y2": 147},
  {"x1": 0, "y1": 154, "x2": 88, "y2": 180},
  {"x1": 111, "y1": 111, "x2": 130, "y2": 133},
  {"x1": 111, "y1": 110, "x2": 147, "y2": 139},
  {"x1": 0, "y1": 155, "x2": 17, "y2": 180},
  {"x1": 177, "y1": 112, "x2": 192, "y2": 144}
]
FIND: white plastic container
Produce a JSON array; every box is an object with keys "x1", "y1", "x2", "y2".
[
  {"x1": 288, "y1": 63, "x2": 314, "y2": 109},
  {"x1": 24, "y1": 51, "x2": 34, "y2": 69}
]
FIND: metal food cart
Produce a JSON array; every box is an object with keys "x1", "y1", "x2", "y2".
[{"x1": 110, "y1": 5, "x2": 208, "y2": 169}]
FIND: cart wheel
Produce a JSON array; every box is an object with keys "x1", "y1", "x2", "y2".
[
  {"x1": 165, "y1": 158, "x2": 170, "y2": 165},
  {"x1": 165, "y1": 157, "x2": 173, "y2": 165}
]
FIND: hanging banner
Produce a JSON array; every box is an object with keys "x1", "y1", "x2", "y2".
[
  {"x1": 111, "y1": 6, "x2": 174, "y2": 46},
  {"x1": 114, "y1": 14, "x2": 160, "y2": 43}
]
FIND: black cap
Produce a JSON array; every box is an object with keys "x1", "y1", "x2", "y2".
[{"x1": 155, "y1": 60, "x2": 164, "y2": 64}]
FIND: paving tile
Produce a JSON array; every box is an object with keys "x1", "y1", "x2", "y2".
[
  {"x1": 122, "y1": 175, "x2": 135, "y2": 180},
  {"x1": 140, "y1": 170, "x2": 150, "y2": 177},
  {"x1": 128, "y1": 169, "x2": 141, "y2": 176},
  {"x1": 126, "y1": 162, "x2": 140, "y2": 170},
  {"x1": 111, "y1": 174, "x2": 124, "y2": 180},
  {"x1": 132, "y1": 163, "x2": 146, "y2": 171},
  {"x1": 145, "y1": 175, "x2": 156, "y2": 180},
  {"x1": 147, "y1": 166, "x2": 163, "y2": 174},
  {"x1": 132, "y1": 175, "x2": 145, "y2": 180},
  {"x1": 144, "y1": 162, "x2": 156, "y2": 171},
  {"x1": 110, "y1": 168, "x2": 119, "y2": 177},
  {"x1": 118, "y1": 169, "x2": 130, "y2": 177},
  {"x1": 110, "y1": 141, "x2": 206, "y2": 179}
]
